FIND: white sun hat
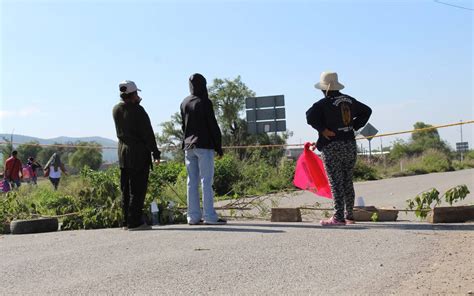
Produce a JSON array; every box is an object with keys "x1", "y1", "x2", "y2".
[
  {"x1": 119, "y1": 80, "x2": 141, "y2": 94},
  {"x1": 314, "y1": 71, "x2": 345, "y2": 91}
]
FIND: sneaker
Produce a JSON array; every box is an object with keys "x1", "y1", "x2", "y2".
[
  {"x1": 128, "y1": 223, "x2": 152, "y2": 231},
  {"x1": 203, "y1": 218, "x2": 227, "y2": 225},
  {"x1": 320, "y1": 216, "x2": 346, "y2": 226}
]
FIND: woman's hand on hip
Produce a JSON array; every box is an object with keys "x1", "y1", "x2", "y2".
[{"x1": 322, "y1": 129, "x2": 336, "y2": 140}]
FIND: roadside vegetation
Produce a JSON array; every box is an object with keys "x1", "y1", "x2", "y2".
[
  {"x1": 1, "y1": 76, "x2": 472, "y2": 233},
  {"x1": 356, "y1": 122, "x2": 474, "y2": 180}
]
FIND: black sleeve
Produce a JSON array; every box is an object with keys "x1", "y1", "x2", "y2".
[
  {"x1": 139, "y1": 107, "x2": 161, "y2": 160},
  {"x1": 205, "y1": 100, "x2": 223, "y2": 156},
  {"x1": 353, "y1": 100, "x2": 372, "y2": 131},
  {"x1": 306, "y1": 101, "x2": 326, "y2": 133},
  {"x1": 180, "y1": 103, "x2": 186, "y2": 134}
]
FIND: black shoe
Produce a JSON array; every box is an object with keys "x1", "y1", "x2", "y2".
[
  {"x1": 204, "y1": 218, "x2": 227, "y2": 225},
  {"x1": 128, "y1": 223, "x2": 152, "y2": 231}
]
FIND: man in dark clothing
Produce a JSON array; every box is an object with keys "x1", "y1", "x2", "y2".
[
  {"x1": 113, "y1": 80, "x2": 161, "y2": 231},
  {"x1": 4, "y1": 150, "x2": 23, "y2": 189},
  {"x1": 306, "y1": 71, "x2": 372, "y2": 226},
  {"x1": 181, "y1": 73, "x2": 226, "y2": 225}
]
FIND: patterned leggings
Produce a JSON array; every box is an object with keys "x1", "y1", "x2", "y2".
[{"x1": 321, "y1": 140, "x2": 357, "y2": 221}]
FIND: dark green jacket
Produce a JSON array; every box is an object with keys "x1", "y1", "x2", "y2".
[{"x1": 113, "y1": 101, "x2": 161, "y2": 169}]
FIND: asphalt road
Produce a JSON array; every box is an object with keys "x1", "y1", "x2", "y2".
[{"x1": 1, "y1": 170, "x2": 473, "y2": 295}]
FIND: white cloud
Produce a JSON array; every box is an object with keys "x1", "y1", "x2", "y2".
[{"x1": 0, "y1": 106, "x2": 42, "y2": 119}]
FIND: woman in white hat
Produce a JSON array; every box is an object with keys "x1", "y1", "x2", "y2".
[{"x1": 306, "y1": 71, "x2": 372, "y2": 226}]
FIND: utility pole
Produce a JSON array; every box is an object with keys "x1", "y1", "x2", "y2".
[
  {"x1": 380, "y1": 137, "x2": 386, "y2": 169},
  {"x1": 460, "y1": 120, "x2": 464, "y2": 163},
  {"x1": 368, "y1": 139, "x2": 372, "y2": 163},
  {"x1": 10, "y1": 129, "x2": 15, "y2": 155}
]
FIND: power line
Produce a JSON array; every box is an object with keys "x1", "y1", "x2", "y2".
[
  {"x1": 0, "y1": 120, "x2": 473, "y2": 151},
  {"x1": 434, "y1": 0, "x2": 474, "y2": 11}
]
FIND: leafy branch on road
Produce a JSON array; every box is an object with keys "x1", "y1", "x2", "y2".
[{"x1": 406, "y1": 185, "x2": 470, "y2": 219}]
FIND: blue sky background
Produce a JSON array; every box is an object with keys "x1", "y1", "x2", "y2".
[{"x1": 1, "y1": 0, "x2": 472, "y2": 150}]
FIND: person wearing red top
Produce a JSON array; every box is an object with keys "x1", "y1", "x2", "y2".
[{"x1": 4, "y1": 150, "x2": 23, "y2": 189}]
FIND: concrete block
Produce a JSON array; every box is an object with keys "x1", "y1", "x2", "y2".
[
  {"x1": 428, "y1": 206, "x2": 474, "y2": 223},
  {"x1": 353, "y1": 206, "x2": 398, "y2": 222},
  {"x1": 271, "y1": 208, "x2": 302, "y2": 222}
]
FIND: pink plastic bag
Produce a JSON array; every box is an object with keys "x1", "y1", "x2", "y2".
[
  {"x1": 1, "y1": 179, "x2": 10, "y2": 193},
  {"x1": 22, "y1": 167, "x2": 32, "y2": 179},
  {"x1": 293, "y1": 142, "x2": 332, "y2": 199}
]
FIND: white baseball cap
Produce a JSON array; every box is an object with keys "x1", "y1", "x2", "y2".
[{"x1": 119, "y1": 80, "x2": 141, "y2": 94}]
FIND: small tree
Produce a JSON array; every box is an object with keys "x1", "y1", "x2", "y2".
[
  {"x1": 37, "y1": 142, "x2": 77, "y2": 167},
  {"x1": 155, "y1": 112, "x2": 184, "y2": 162},
  {"x1": 69, "y1": 142, "x2": 103, "y2": 171},
  {"x1": 17, "y1": 141, "x2": 43, "y2": 163},
  {"x1": 0, "y1": 136, "x2": 13, "y2": 163},
  {"x1": 406, "y1": 185, "x2": 470, "y2": 219},
  {"x1": 209, "y1": 76, "x2": 256, "y2": 146},
  {"x1": 389, "y1": 122, "x2": 451, "y2": 161}
]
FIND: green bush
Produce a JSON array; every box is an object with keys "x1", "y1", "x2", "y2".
[
  {"x1": 158, "y1": 172, "x2": 187, "y2": 206},
  {"x1": 452, "y1": 159, "x2": 474, "y2": 170},
  {"x1": 148, "y1": 161, "x2": 185, "y2": 200},
  {"x1": 214, "y1": 153, "x2": 241, "y2": 196},
  {"x1": 266, "y1": 159, "x2": 296, "y2": 191},
  {"x1": 59, "y1": 168, "x2": 122, "y2": 230},
  {"x1": 466, "y1": 150, "x2": 474, "y2": 160},
  {"x1": 0, "y1": 191, "x2": 35, "y2": 224},
  {"x1": 353, "y1": 159, "x2": 379, "y2": 181},
  {"x1": 231, "y1": 157, "x2": 295, "y2": 196},
  {"x1": 407, "y1": 149, "x2": 452, "y2": 174},
  {"x1": 389, "y1": 140, "x2": 418, "y2": 160}
]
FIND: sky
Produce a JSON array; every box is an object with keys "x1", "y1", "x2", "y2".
[{"x1": 1, "y1": 0, "x2": 473, "y2": 150}]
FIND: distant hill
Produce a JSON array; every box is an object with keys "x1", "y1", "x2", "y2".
[{"x1": 0, "y1": 134, "x2": 118, "y2": 163}]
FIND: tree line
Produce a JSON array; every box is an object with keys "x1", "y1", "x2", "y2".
[{"x1": 0, "y1": 139, "x2": 103, "y2": 171}]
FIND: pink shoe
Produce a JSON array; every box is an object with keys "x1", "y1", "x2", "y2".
[
  {"x1": 345, "y1": 219, "x2": 355, "y2": 225},
  {"x1": 320, "y1": 216, "x2": 346, "y2": 226}
]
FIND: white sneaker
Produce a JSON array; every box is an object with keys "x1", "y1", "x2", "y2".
[
  {"x1": 203, "y1": 218, "x2": 227, "y2": 225},
  {"x1": 188, "y1": 219, "x2": 203, "y2": 225}
]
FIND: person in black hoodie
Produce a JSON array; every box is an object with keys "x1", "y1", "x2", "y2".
[
  {"x1": 306, "y1": 71, "x2": 372, "y2": 226},
  {"x1": 113, "y1": 80, "x2": 161, "y2": 231},
  {"x1": 181, "y1": 73, "x2": 226, "y2": 225}
]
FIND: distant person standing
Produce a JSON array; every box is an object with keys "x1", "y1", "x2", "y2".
[
  {"x1": 306, "y1": 71, "x2": 372, "y2": 226},
  {"x1": 44, "y1": 153, "x2": 67, "y2": 190},
  {"x1": 4, "y1": 150, "x2": 23, "y2": 189},
  {"x1": 181, "y1": 73, "x2": 226, "y2": 225},
  {"x1": 26, "y1": 157, "x2": 42, "y2": 185},
  {"x1": 113, "y1": 80, "x2": 161, "y2": 231}
]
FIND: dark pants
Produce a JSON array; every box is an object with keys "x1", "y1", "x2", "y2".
[
  {"x1": 120, "y1": 168, "x2": 150, "y2": 228},
  {"x1": 9, "y1": 179, "x2": 21, "y2": 189},
  {"x1": 321, "y1": 140, "x2": 357, "y2": 221},
  {"x1": 49, "y1": 178, "x2": 60, "y2": 190}
]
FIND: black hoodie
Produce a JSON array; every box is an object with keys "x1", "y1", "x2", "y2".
[
  {"x1": 306, "y1": 92, "x2": 372, "y2": 151},
  {"x1": 180, "y1": 73, "x2": 223, "y2": 155}
]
